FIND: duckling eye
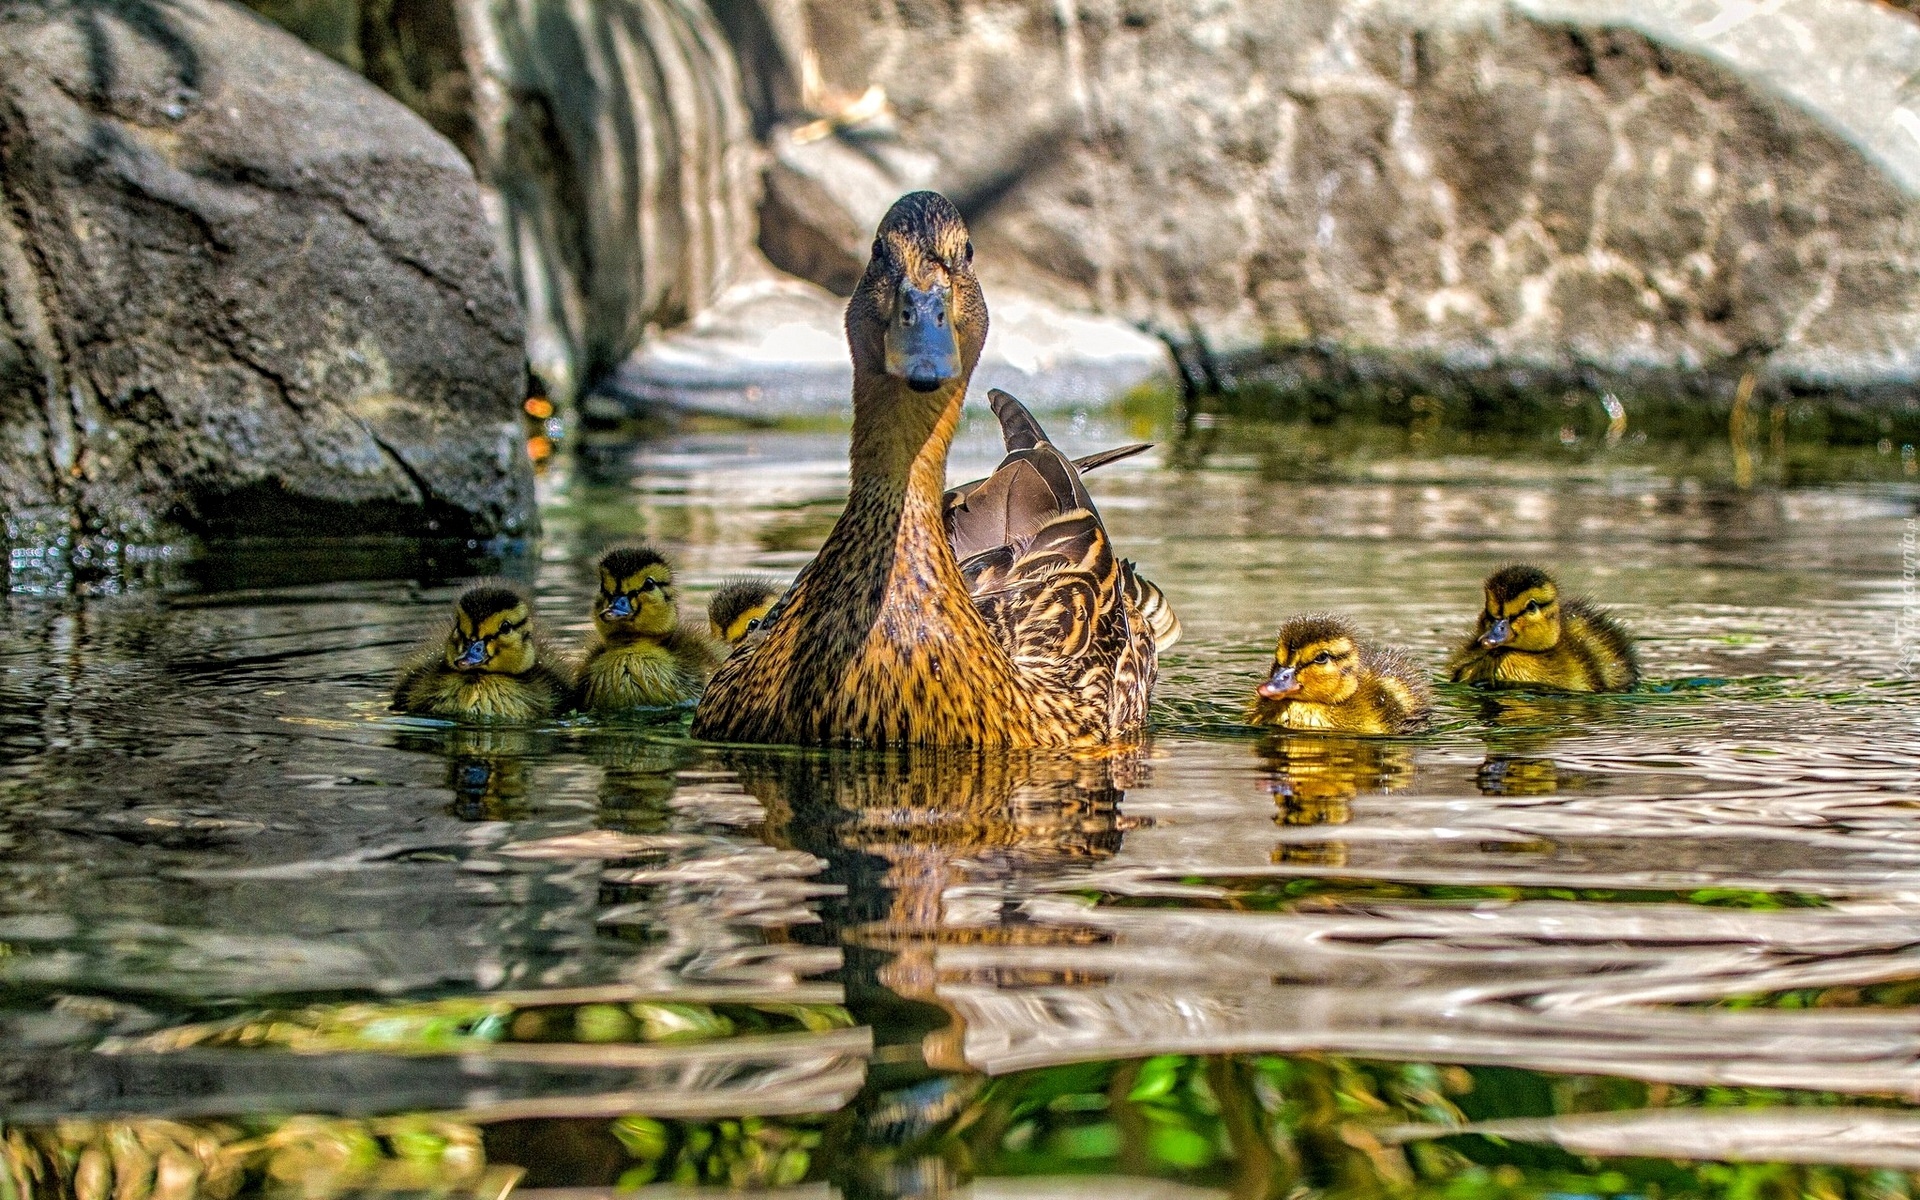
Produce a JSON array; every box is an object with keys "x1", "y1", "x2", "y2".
[
  {"x1": 1524, "y1": 600, "x2": 1541, "y2": 614},
  {"x1": 1314, "y1": 652, "x2": 1332, "y2": 665},
  {"x1": 746, "y1": 618, "x2": 761, "y2": 632}
]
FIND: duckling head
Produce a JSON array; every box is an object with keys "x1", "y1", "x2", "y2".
[
  {"x1": 1476, "y1": 564, "x2": 1562, "y2": 653},
  {"x1": 708, "y1": 577, "x2": 780, "y2": 646},
  {"x1": 1260, "y1": 614, "x2": 1363, "y2": 706},
  {"x1": 444, "y1": 584, "x2": 538, "y2": 675},
  {"x1": 846, "y1": 191, "x2": 988, "y2": 400},
  {"x1": 594, "y1": 545, "x2": 678, "y2": 640}
]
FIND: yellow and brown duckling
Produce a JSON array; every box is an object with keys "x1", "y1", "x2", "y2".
[
  {"x1": 1249, "y1": 614, "x2": 1432, "y2": 735},
  {"x1": 393, "y1": 583, "x2": 571, "y2": 722},
  {"x1": 575, "y1": 545, "x2": 722, "y2": 712},
  {"x1": 1448, "y1": 564, "x2": 1639, "y2": 692},
  {"x1": 707, "y1": 577, "x2": 783, "y2": 647},
  {"x1": 694, "y1": 191, "x2": 1173, "y2": 747}
]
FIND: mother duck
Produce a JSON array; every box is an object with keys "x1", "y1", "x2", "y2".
[{"x1": 693, "y1": 192, "x2": 1176, "y2": 747}]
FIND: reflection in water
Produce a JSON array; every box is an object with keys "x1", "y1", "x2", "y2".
[
  {"x1": 734, "y1": 747, "x2": 1142, "y2": 1075},
  {"x1": 1260, "y1": 735, "x2": 1415, "y2": 867},
  {"x1": 2, "y1": 417, "x2": 1919, "y2": 1193}
]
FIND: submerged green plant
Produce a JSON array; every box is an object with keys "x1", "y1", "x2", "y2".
[{"x1": 609, "y1": 1115, "x2": 821, "y2": 1189}]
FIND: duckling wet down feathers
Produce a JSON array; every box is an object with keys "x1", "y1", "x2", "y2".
[
  {"x1": 575, "y1": 545, "x2": 722, "y2": 712},
  {"x1": 1249, "y1": 613, "x2": 1432, "y2": 735},
  {"x1": 692, "y1": 191, "x2": 1174, "y2": 747},
  {"x1": 393, "y1": 584, "x2": 571, "y2": 722},
  {"x1": 1449, "y1": 564, "x2": 1640, "y2": 692}
]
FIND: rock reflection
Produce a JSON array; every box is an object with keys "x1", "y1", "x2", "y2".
[{"x1": 1260, "y1": 735, "x2": 1414, "y2": 868}]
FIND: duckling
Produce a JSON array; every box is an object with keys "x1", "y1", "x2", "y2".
[
  {"x1": 1249, "y1": 614, "x2": 1432, "y2": 735},
  {"x1": 393, "y1": 584, "x2": 570, "y2": 721},
  {"x1": 693, "y1": 191, "x2": 1168, "y2": 747},
  {"x1": 575, "y1": 545, "x2": 721, "y2": 712},
  {"x1": 1448, "y1": 564, "x2": 1639, "y2": 692},
  {"x1": 707, "y1": 577, "x2": 783, "y2": 647}
]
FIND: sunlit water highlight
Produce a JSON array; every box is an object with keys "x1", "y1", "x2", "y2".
[{"x1": 1, "y1": 408, "x2": 1917, "y2": 1196}]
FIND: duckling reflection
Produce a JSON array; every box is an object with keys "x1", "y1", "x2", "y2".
[
  {"x1": 395, "y1": 726, "x2": 553, "y2": 822},
  {"x1": 1259, "y1": 734, "x2": 1414, "y2": 868},
  {"x1": 1475, "y1": 755, "x2": 1564, "y2": 796},
  {"x1": 726, "y1": 747, "x2": 1143, "y2": 1068}
]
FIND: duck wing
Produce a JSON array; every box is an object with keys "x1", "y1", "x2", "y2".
[
  {"x1": 945, "y1": 390, "x2": 1180, "y2": 654},
  {"x1": 944, "y1": 390, "x2": 1171, "y2": 735}
]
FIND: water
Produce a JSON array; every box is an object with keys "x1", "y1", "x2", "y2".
[{"x1": 1, "y1": 405, "x2": 1917, "y2": 1198}]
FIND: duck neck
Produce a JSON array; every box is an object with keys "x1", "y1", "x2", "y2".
[{"x1": 835, "y1": 371, "x2": 967, "y2": 586}]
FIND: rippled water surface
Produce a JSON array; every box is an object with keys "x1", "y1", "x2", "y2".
[{"x1": 2, "y1": 408, "x2": 1917, "y2": 1198}]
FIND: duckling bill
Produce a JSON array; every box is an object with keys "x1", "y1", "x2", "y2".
[
  {"x1": 575, "y1": 546, "x2": 721, "y2": 712},
  {"x1": 393, "y1": 584, "x2": 570, "y2": 721},
  {"x1": 1448, "y1": 564, "x2": 1639, "y2": 692},
  {"x1": 1249, "y1": 613, "x2": 1431, "y2": 735}
]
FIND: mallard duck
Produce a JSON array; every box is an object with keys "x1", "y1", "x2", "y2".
[
  {"x1": 1448, "y1": 565, "x2": 1639, "y2": 692},
  {"x1": 693, "y1": 191, "x2": 1173, "y2": 747},
  {"x1": 708, "y1": 577, "x2": 783, "y2": 647},
  {"x1": 393, "y1": 583, "x2": 570, "y2": 721},
  {"x1": 575, "y1": 545, "x2": 722, "y2": 712},
  {"x1": 1248, "y1": 614, "x2": 1432, "y2": 735}
]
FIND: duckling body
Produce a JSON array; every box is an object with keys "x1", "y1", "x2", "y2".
[
  {"x1": 693, "y1": 192, "x2": 1169, "y2": 748},
  {"x1": 394, "y1": 584, "x2": 570, "y2": 722},
  {"x1": 1249, "y1": 614, "x2": 1431, "y2": 735},
  {"x1": 576, "y1": 546, "x2": 721, "y2": 711},
  {"x1": 1448, "y1": 565, "x2": 1638, "y2": 692}
]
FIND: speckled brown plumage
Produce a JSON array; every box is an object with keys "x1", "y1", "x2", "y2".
[{"x1": 692, "y1": 193, "x2": 1165, "y2": 748}]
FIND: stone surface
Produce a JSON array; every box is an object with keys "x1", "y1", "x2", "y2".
[
  {"x1": 235, "y1": 0, "x2": 763, "y2": 403},
  {"x1": 599, "y1": 274, "x2": 1169, "y2": 418},
  {"x1": 0, "y1": 0, "x2": 534, "y2": 561},
  {"x1": 774, "y1": 0, "x2": 1920, "y2": 395}
]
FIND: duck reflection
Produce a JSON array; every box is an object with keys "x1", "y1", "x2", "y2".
[
  {"x1": 724, "y1": 747, "x2": 1144, "y2": 1067},
  {"x1": 1259, "y1": 734, "x2": 1414, "y2": 867}
]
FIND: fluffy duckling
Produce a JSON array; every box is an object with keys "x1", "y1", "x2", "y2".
[
  {"x1": 707, "y1": 577, "x2": 783, "y2": 647},
  {"x1": 1448, "y1": 565, "x2": 1639, "y2": 692},
  {"x1": 1249, "y1": 614, "x2": 1432, "y2": 735},
  {"x1": 393, "y1": 584, "x2": 570, "y2": 721},
  {"x1": 575, "y1": 545, "x2": 721, "y2": 712}
]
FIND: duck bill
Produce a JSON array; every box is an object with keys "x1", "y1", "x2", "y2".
[
  {"x1": 1258, "y1": 665, "x2": 1300, "y2": 700},
  {"x1": 456, "y1": 640, "x2": 489, "y2": 668},
  {"x1": 1480, "y1": 618, "x2": 1513, "y2": 649},
  {"x1": 884, "y1": 283, "x2": 960, "y2": 393},
  {"x1": 602, "y1": 594, "x2": 635, "y2": 621}
]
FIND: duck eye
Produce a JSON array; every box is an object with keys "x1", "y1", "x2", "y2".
[
  {"x1": 964, "y1": 239, "x2": 974, "y2": 263},
  {"x1": 746, "y1": 618, "x2": 761, "y2": 632}
]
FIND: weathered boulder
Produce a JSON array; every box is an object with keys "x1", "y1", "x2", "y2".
[
  {"x1": 771, "y1": 0, "x2": 1920, "y2": 400},
  {"x1": 0, "y1": 0, "x2": 534, "y2": 570},
  {"x1": 241, "y1": 0, "x2": 764, "y2": 402}
]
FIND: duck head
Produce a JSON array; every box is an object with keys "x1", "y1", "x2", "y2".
[
  {"x1": 1476, "y1": 564, "x2": 1562, "y2": 653},
  {"x1": 846, "y1": 191, "x2": 988, "y2": 403},
  {"x1": 595, "y1": 545, "x2": 677, "y2": 640},
  {"x1": 1260, "y1": 614, "x2": 1362, "y2": 706},
  {"x1": 445, "y1": 584, "x2": 538, "y2": 674},
  {"x1": 708, "y1": 577, "x2": 781, "y2": 646}
]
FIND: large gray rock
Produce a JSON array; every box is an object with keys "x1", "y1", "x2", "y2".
[
  {"x1": 772, "y1": 0, "x2": 1920, "y2": 397},
  {"x1": 0, "y1": 0, "x2": 534, "y2": 570}
]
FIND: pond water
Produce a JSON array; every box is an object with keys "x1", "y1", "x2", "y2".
[{"x1": 2, "y1": 402, "x2": 1917, "y2": 1199}]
